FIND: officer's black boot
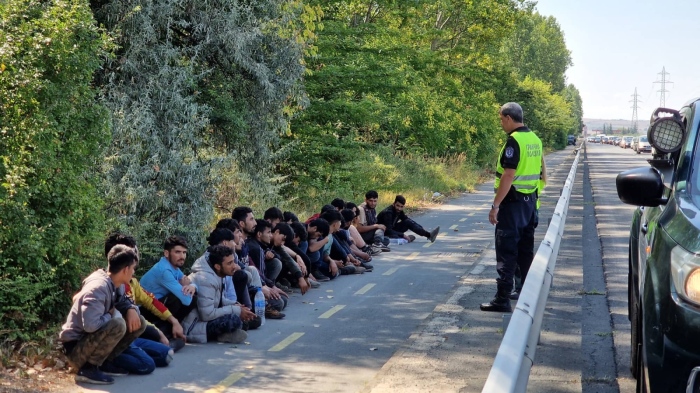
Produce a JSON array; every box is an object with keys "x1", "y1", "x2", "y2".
[{"x1": 480, "y1": 290, "x2": 513, "y2": 312}]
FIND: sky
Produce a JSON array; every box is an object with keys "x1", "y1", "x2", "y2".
[{"x1": 533, "y1": 0, "x2": 700, "y2": 120}]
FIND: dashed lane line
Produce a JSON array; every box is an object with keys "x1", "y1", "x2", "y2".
[
  {"x1": 354, "y1": 283, "x2": 376, "y2": 295},
  {"x1": 468, "y1": 212, "x2": 476, "y2": 217},
  {"x1": 449, "y1": 224, "x2": 458, "y2": 230},
  {"x1": 268, "y1": 332, "x2": 305, "y2": 352},
  {"x1": 459, "y1": 218, "x2": 467, "y2": 222},
  {"x1": 383, "y1": 266, "x2": 403, "y2": 275},
  {"x1": 318, "y1": 305, "x2": 346, "y2": 319},
  {"x1": 204, "y1": 372, "x2": 245, "y2": 393},
  {"x1": 406, "y1": 252, "x2": 420, "y2": 260}
]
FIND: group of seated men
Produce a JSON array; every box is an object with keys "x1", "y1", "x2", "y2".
[{"x1": 58, "y1": 190, "x2": 440, "y2": 385}]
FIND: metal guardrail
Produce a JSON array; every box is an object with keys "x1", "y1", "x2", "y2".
[{"x1": 481, "y1": 148, "x2": 581, "y2": 393}]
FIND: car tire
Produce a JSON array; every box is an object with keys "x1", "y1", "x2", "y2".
[
  {"x1": 636, "y1": 349, "x2": 648, "y2": 393},
  {"x1": 631, "y1": 302, "x2": 641, "y2": 378}
]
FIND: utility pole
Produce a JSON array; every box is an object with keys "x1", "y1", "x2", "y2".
[
  {"x1": 654, "y1": 66, "x2": 673, "y2": 107},
  {"x1": 630, "y1": 87, "x2": 641, "y2": 133}
]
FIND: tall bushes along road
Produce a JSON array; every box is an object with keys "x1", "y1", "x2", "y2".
[{"x1": 0, "y1": 0, "x2": 581, "y2": 341}]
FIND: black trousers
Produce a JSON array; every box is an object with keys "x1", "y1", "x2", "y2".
[
  {"x1": 391, "y1": 217, "x2": 430, "y2": 238},
  {"x1": 140, "y1": 294, "x2": 197, "y2": 338},
  {"x1": 495, "y1": 196, "x2": 537, "y2": 296}
]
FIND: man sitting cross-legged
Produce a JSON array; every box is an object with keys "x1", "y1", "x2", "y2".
[
  {"x1": 182, "y1": 245, "x2": 256, "y2": 343},
  {"x1": 59, "y1": 245, "x2": 147, "y2": 385},
  {"x1": 377, "y1": 195, "x2": 440, "y2": 243}
]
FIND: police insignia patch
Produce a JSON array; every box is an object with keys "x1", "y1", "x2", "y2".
[{"x1": 505, "y1": 146, "x2": 514, "y2": 158}]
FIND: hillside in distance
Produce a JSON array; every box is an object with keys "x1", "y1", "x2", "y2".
[{"x1": 583, "y1": 118, "x2": 648, "y2": 135}]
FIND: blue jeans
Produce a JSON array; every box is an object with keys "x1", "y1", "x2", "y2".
[
  {"x1": 133, "y1": 338, "x2": 172, "y2": 368},
  {"x1": 109, "y1": 341, "x2": 156, "y2": 375}
]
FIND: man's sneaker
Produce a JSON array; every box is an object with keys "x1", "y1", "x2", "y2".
[
  {"x1": 311, "y1": 269, "x2": 330, "y2": 282},
  {"x1": 75, "y1": 363, "x2": 114, "y2": 385},
  {"x1": 169, "y1": 338, "x2": 186, "y2": 353},
  {"x1": 308, "y1": 277, "x2": 321, "y2": 288},
  {"x1": 217, "y1": 329, "x2": 248, "y2": 344},
  {"x1": 369, "y1": 245, "x2": 383, "y2": 255},
  {"x1": 242, "y1": 316, "x2": 259, "y2": 331},
  {"x1": 339, "y1": 265, "x2": 356, "y2": 275},
  {"x1": 375, "y1": 243, "x2": 391, "y2": 252},
  {"x1": 353, "y1": 266, "x2": 366, "y2": 274},
  {"x1": 429, "y1": 227, "x2": 440, "y2": 243},
  {"x1": 265, "y1": 306, "x2": 286, "y2": 319},
  {"x1": 99, "y1": 362, "x2": 129, "y2": 376},
  {"x1": 165, "y1": 349, "x2": 174, "y2": 365},
  {"x1": 361, "y1": 262, "x2": 374, "y2": 272},
  {"x1": 407, "y1": 235, "x2": 416, "y2": 243}
]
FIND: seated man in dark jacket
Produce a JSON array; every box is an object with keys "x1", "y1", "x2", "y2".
[{"x1": 377, "y1": 195, "x2": 440, "y2": 243}]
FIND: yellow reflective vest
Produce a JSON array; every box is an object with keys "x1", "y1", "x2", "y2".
[{"x1": 495, "y1": 131, "x2": 543, "y2": 196}]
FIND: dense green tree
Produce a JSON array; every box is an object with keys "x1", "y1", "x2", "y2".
[
  {"x1": 0, "y1": 0, "x2": 110, "y2": 339},
  {"x1": 90, "y1": 0, "x2": 318, "y2": 263},
  {"x1": 501, "y1": 10, "x2": 572, "y2": 92}
]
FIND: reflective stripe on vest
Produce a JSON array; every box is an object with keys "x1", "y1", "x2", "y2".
[{"x1": 494, "y1": 131, "x2": 543, "y2": 195}]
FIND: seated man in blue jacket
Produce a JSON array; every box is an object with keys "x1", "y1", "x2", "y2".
[
  {"x1": 377, "y1": 195, "x2": 440, "y2": 243},
  {"x1": 140, "y1": 236, "x2": 197, "y2": 324}
]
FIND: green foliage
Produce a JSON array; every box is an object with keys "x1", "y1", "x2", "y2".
[
  {"x1": 501, "y1": 10, "x2": 572, "y2": 92},
  {"x1": 0, "y1": 0, "x2": 110, "y2": 339}
]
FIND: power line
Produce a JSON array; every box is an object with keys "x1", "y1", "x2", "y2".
[
  {"x1": 630, "y1": 87, "x2": 641, "y2": 133},
  {"x1": 654, "y1": 66, "x2": 673, "y2": 107}
]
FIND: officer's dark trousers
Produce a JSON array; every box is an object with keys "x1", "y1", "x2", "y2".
[{"x1": 495, "y1": 196, "x2": 536, "y2": 296}]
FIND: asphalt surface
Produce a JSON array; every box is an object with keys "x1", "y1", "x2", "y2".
[{"x1": 63, "y1": 142, "x2": 648, "y2": 393}]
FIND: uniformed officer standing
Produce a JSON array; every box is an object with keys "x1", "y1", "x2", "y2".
[{"x1": 480, "y1": 102, "x2": 542, "y2": 312}]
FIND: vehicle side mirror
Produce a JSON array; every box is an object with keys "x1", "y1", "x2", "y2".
[
  {"x1": 616, "y1": 167, "x2": 667, "y2": 206},
  {"x1": 687, "y1": 367, "x2": 700, "y2": 393}
]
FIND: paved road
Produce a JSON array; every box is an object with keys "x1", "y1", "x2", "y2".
[{"x1": 65, "y1": 142, "x2": 649, "y2": 393}]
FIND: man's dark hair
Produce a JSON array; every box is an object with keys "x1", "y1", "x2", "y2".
[
  {"x1": 104, "y1": 232, "x2": 136, "y2": 258},
  {"x1": 216, "y1": 218, "x2": 240, "y2": 232},
  {"x1": 207, "y1": 228, "x2": 235, "y2": 246},
  {"x1": 254, "y1": 219, "x2": 272, "y2": 237},
  {"x1": 320, "y1": 209, "x2": 342, "y2": 225},
  {"x1": 321, "y1": 204, "x2": 336, "y2": 214},
  {"x1": 394, "y1": 195, "x2": 406, "y2": 205},
  {"x1": 273, "y1": 223, "x2": 294, "y2": 243},
  {"x1": 164, "y1": 235, "x2": 188, "y2": 251},
  {"x1": 309, "y1": 218, "x2": 330, "y2": 238},
  {"x1": 207, "y1": 245, "x2": 234, "y2": 272},
  {"x1": 107, "y1": 244, "x2": 139, "y2": 274},
  {"x1": 365, "y1": 190, "x2": 378, "y2": 199},
  {"x1": 232, "y1": 206, "x2": 253, "y2": 222},
  {"x1": 345, "y1": 202, "x2": 358, "y2": 215},
  {"x1": 340, "y1": 209, "x2": 356, "y2": 225},
  {"x1": 290, "y1": 222, "x2": 308, "y2": 242},
  {"x1": 283, "y1": 211, "x2": 299, "y2": 223},
  {"x1": 263, "y1": 207, "x2": 284, "y2": 222},
  {"x1": 330, "y1": 198, "x2": 345, "y2": 210}
]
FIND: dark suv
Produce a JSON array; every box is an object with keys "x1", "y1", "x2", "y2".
[
  {"x1": 568, "y1": 134, "x2": 576, "y2": 145},
  {"x1": 617, "y1": 101, "x2": 700, "y2": 392}
]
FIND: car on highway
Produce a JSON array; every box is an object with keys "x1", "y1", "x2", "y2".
[
  {"x1": 634, "y1": 136, "x2": 652, "y2": 153},
  {"x1": 617, "y1": 101, "x2": 700, "y2": 392},
  {"x1": 621, "y1": 136, "x2": 633, "y2": 149},
  {"x1": 594, "y1": 136, "x2": 601, "y2": 143},
  {"x1": 568, "y1": 135, "x2": 576, "y2": 145}
]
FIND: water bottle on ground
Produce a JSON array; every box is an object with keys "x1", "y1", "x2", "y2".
[
  {"x1": 389, "y1": 238, "x2": 408, "y2": 245},
  {"x1": 254, "y1": 287, "x2": 266, "y2": 326}
]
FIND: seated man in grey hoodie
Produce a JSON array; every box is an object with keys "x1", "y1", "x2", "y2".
[
  {"x1": 182, "y1": 245, "x2": 256, "y2": 344},
  {"x1": 59, "y1": 245, "x2": 147, "y2": 385}
]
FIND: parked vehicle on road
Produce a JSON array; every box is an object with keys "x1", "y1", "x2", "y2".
[
  {"x1": 617, "y1": 102, "x2": 700, "y2": 393},
  {"x1": 622, "y1": 136, "x2": 633, "y2": 149},
  {"x1": 567, "y1": 134, "x2": 576, "y2": 145}
]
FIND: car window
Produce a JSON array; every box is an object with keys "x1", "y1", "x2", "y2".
[{"x1": 640, "y1": 137, "x2": 648, "y2": 142}]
